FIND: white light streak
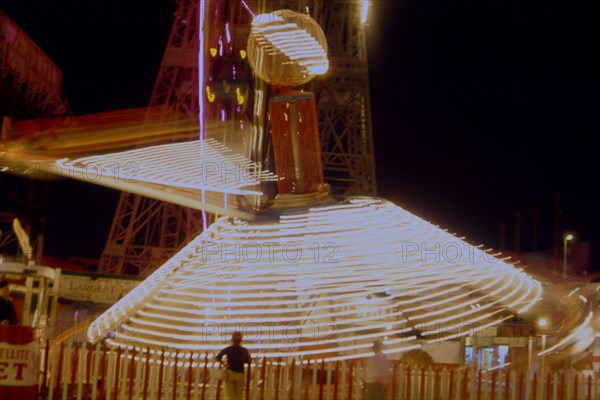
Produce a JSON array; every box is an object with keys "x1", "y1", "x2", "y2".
[
  {"x1": 56, "y1": 139, "x2": 276, "y2": 193},
  {"x1": 89, "y1": 198, "x2": 547, "y2": 359},
  {"x1": 538, "y1": 311, "x2": 594, "y2": 356}
]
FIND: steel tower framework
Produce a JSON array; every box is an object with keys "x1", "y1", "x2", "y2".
[
  {"x1": 99, "y1": 0, "x2": 376, "y2": 276},
  {"x1": 313, "y1": 0, "x2": 376, "y2": 195},
  {"x1": 0, "y1": 10, "x2": 70, "y2": 119},
  {"x1": 1, "y1": 10, "x2": 70, "y2": 262},
  {"x1": 99, "y1": 0, "x2": 205, "y2": 276}
]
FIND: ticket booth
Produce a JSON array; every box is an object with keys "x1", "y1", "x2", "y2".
[{"x1": 0, "y1": 261, "x2": 60, "y2": 398}]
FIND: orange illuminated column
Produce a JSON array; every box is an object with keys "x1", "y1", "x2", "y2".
[
  {"x1": 269, "y1": 91, "x2": 325, "y2": 194},
  {"x1": 247, "y1": 9, "x2": 329, "y2": 195}
]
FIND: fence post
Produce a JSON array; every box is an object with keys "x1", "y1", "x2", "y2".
[
  {"x1": 433, "y1": 368, "x2": 440, "y2": 400},
  {"x1": 112, "y1": 346, "x2": 123, "y2": 400},
  {"x1": 143, "y1": 347, "x2": 151, "y2": 400},
  {"x1": 40, "y1": 340, "x2": 50, "y2": 399},
  {"x1": 531, "y1": 373, "x2": 537, "y2": 400},
  {"x1": 186, "y1": 352, "x2": 194, "y2": 400},
  {"x1": 419, "y1": 367, "x2": 425, "y2": 400},
  {"x1": 407, "y1": 365, "x2": 413, "y2": 400},
  {"x1": 476, "y1": 370, "x2": 482, "y2": 400},
  {"x1": 429, "y1": 367, "x2": 436, "y2": 400},
  {"x1": 199, "y1": 353, "x2": 208, "y2": 400},
  {"x1": 332, "y1": 361, "x2": 339, "y2": 400},
  {"x1": 157, "y1": 349, "x2": 165, "y2": 400},
  {"x1": 490, "y1": 369, "x2": 496, "y2": 400},
  {"x1": 586, "y1": 374, "x2": 592, "y2": 400},
  {"x1": 90, "y1": 345, "x2": 101, "y2": 400},
  {"x1": 128, "y1": 346, "x2": 137, "y2": 400},
  {"x1": 288, "y1": 359, "x2": 296, "y2": 400},
  {"x1": 397, "y1": 363, "x2": 404, "y2": 400},
  {"x1": 558, "y1": 373, "x2": 564, "y2": 400},
  {"x1": 83, "y1": 344, "x2": 93, "y2": 400},
  {"x1": 244, "y1": 356, "x2": 251, "y2": 400},
  {"x1": 68, "y1": 342, "x2": 79, "y2": 400},
  {"x1": 274, "y1": 357, "x2": 282, "y2": 400},
  {"x1": 347, "y1": 360, "x2": 353, "y2": 400},
  {"x1": 433, "y1": 367, "x2": 439, "y2": 400},
  {"x1": 97, "y1": 346, "x2": 108, "y2": 400},
  {"x1": 503, "y1": 369, "x2": 510, "y2": 400},
  {"x1": 258, "y1": 357, "x2": 266, "y2": 400},
  {"x1": 573, "y1": 373, "x2": 578, "y2": 400},
  {"x1": 317, "y1": 360, "x2": 325, "y2": 400},
  {"x1": 314, "y1": 360, "x2": 320, "y2": 400},
  {"x1": 447, "y1": 368, "x2": 455, "y2": 400},
  {"x1": 460, "y1": 368, "x2": 468, "y2": 400},
  {"x1": 172, "y1": 352, "x2": 179, "y2": 400},
  {"x1": 391, "y1": 362, "x2": 398, "y2": 400},
  {"x1": 53, "y1": 341, "x2": 65, "y2": 400},
  {"x1": 517, "y1": 371, "x2": 524, "y2": 400},
  {"x1": 304, "y1": 360, "x2": 311, "y2": 400},
  {"x1": 355, "y1": 360, "x2": 362, "y2": 400}
]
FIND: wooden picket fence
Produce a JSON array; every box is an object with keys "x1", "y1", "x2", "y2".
[{"x1": 37, "y1": 341, "x2": 600, "y2": 400}]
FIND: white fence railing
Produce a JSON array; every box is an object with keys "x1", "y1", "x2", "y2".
[{"x1": 38, "y1": 341, "x2": 600, "y2": 400}]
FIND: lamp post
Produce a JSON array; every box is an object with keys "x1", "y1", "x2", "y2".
[
  {"x1": 527, "y1": 335, "x2": 533, "y2": 377},
  {"x1": 538, "y1": 318, "x2": 548, "y2": 382},
  {"x1": 563, "y1": 234, "x2": 573, "y2": 278}
]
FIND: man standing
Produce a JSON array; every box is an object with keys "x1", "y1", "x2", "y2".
[
  {"x1": 0, "y1": 279, "x2": 17, "y2": 326},
  {"x1": 216, "y1": 331, "x2": 251, "y2": 400},
  {"x1": 364, "y1": 340, "x2": 392, "y2": 400}
]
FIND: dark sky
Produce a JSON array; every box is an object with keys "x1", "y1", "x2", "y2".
[{"x1": 1, "y1": 1, "x2": 598, "y2": 264}]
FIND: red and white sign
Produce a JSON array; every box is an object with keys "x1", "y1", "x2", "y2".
[{"x1": 0, "y1": 326, "x2": 39, "y2": 398}]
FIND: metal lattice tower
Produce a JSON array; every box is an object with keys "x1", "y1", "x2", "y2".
[
  {"x1": 100, "y1": 0, "x2": 376, "y2": 276},
  {"x1": 0, "y1": 10, "x2": 70, "y2": 119},
  {"x1": 313, "y1": 0, "x2": 376, "y2": 196},
  {"x1": 1, "y1": 10, "x2": 70, "y2": 262},
  {"x1": 99, "y1": 0, "x2": 206, "y2": 276}
]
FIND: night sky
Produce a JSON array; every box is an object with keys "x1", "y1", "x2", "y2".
[{"x1": 1, "y1": 1, "x2": 598, "y2": 265}]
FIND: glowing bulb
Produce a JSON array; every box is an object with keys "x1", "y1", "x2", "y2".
[
  {"x1": 205, "y1": 85, "x2": 216, "y2": 103},
  {"x1": 361, "y1": 1, "x2": 369, "y2": 24},
  {"x1": 235, "y1": 87, "x2": 245, "y2": 105}
]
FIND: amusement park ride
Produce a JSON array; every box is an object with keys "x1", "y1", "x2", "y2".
[
  {"x1": 0, "y1": 0, "x2": 597, "y2": 381},
  {"x1": 99, "y1": 0, "x2": 377, "y2": 277}
]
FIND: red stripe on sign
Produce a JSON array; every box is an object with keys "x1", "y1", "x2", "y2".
[
  {"x1": 0, "y1": 326, "x2": 34, "y2": 344},
  {"x1": 0, "y1": 386, "x2": 38, "y2": 398}
]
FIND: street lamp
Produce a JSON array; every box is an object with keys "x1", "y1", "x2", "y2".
[
  {"x1": 527, "y1": 335, "x2": 533, "y2": 377},
  {"x1": 538, "y1": 318, "x2": 548, "y2": 381},
  {"x1": 563, "y1": 234, "x2": 574, "y2": 278},
  {"x1": 361, "y1": 0, "x2": 370, "y2": 24}
]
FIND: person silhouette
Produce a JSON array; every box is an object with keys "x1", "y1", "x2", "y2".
[
  {"x1": 216, "y1": 331, "x2": 251, "y2": 400},
  {"x1": 0, "y1": 280, "x2": 17, "y2": 326},
  {"x1": 364, "y1": 340, "x2": 392, "y2": 399}
]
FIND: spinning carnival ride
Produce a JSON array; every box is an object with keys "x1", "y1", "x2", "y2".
[{"x1": 0, "y1": 3, "x2": 595, "y2": 362}]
